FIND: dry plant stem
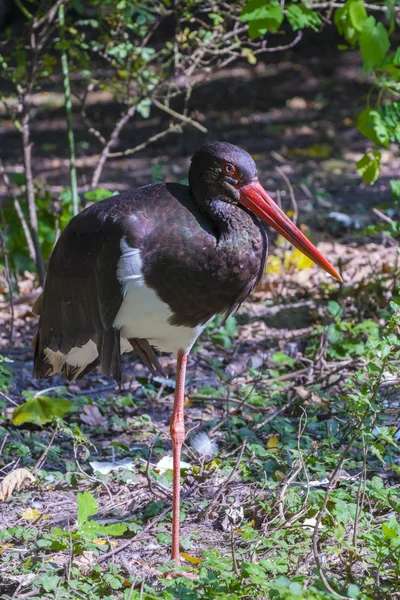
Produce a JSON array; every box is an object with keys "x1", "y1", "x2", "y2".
[
  {"x1": 32, "y1": 426, "x2": 58, "y2": 474},
  {"x1": 307, "y1": 2, "x2": 394, "y2": 10},
  {"x1": 0, "y1": 158, "x2": 36, "y2": 261},
  {"x1": 152, "y1": 98, "x2": 207, "y2": 133},
  {"x1": 276, "y1": 166, "x2": 298, "y2": 225},
  {"x1": 0, "y1": 433, "x2": 9, "y2": 455},
  {"x1": 79, "y1": 83, "x2": 107, "y2": 145},
  {"x1": 59, "y1": 3, "x2": 79, "y2": 216},
  {"x1": 21, "y1": 111, "x2": 45, "y2": 285},
  {"x1": 278, "y1": 412, "x2": 311, "y2": 522},
  {"x1": 74, "y1": 451, "x2": 113, "y2": 502},
  {"x1": 351, "y1": 433, "x2": 368, "y2": 558},
  {"x1": 204, "y1": 440, "x2": 247, "y2": 518},
  {"x1": 97, "y1": 505, "x2": 172, "y2": 563},
  {"x1": 231, "y1": 529, "x2": 240, "y2": 576},
  {"x1": 312, "y1": 433, "x2": 357, "y2": 600},
  {"x1": 91, "y1": 104, "x2": 137, "y2": 189},
  {"x1": 14, "y1": 589, "x2": 41, "y2": 600},
  {"x1": 108, "y1": 125, "x2": 182, "y2": 159},
  {"x1": 0, "y1": 227, "x2": 14, "y2": 345}
]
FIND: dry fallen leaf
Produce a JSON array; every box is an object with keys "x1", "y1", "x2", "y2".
[
  {"x1": 0, "y1": 468, "x2": 35, "y2": 502},
  {"x1": 155, "y1": 455, "x2": 191, "y2": 474},
  {"x1": 93, "y1": 538, "x2": 117, "y2": 547},
  {"x1": 303, "y1": 517, "x2": 323, "y2": 529},
  {"x1": 73, "y1": 550, "x2": 95, "y2": 573},
  {"x1": 181, "y1": 552, "x2": 202, "y2": 565},
  {"x1": 0, "y1": 543, "x2": 14, "y2": 555},
  {"x1": 80, "y1": 404, "x2": 107, "y2": 427},
  {"x1": 20, "y1": 507, "x2": 49, "y2": 521}
]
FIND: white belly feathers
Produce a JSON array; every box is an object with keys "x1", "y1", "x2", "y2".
[
  {"x1": 114, "y1": 237, "x2": 210, "y2": 355},
  {"x1": 44, "y1": 237, "x2": 210, "y2": 379}
]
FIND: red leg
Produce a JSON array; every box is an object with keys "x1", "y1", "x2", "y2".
[{"x1": 170, "y1": 349, "x2": 187, "y2": 563}]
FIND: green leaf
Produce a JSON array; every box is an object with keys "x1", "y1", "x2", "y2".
[
  {"x1": 241, "y1": 0, "x2": 284, "y2": 38},
  {"x1": 84, "y1": 188, "x2": 112, "y2": 202},
  {"x1": 77, "y1": 491, "x2": 98, "y2": 527},
  {"x1": 137, "y1": 98, "x2": 151, "y2": 118},
  {"x1": 157, "y1": 532, "x2": 172, "y2": 545},
  {"x1": 390, "y1": 179, "x2": 400, "y2": 198},
  {"x1": 241, "y1": 562, "x2": 266, "y2": 578},
  {"x1": 271, "y1": 351, "x2": 295, "y2": 367},
  {"x1": 357, "y1": 108, "x2": 389, "y2": 147},
  {"x1": 328, "y1": 300, "x2": 342, "y2": 317},
  {"x1": 349, "y1": 0, "x2": 368, "y2": 32},
  {"x1": 334, "y1": 4, "x2": 359, "y2": 45},
  {"x1": 347, "y1": 584, "x2": 361, "y2": 599},
  {"x1": 382, "y1": 518, "x2": 400, "y2": 539},
  {"x1": 286, "y1": 4, "x2": 322, "y2": 32},
  {"x1": 356, "y1": 150, "x2": 381, "y2": 184},
  {"x1": 79, "y1": 521, "x2": 127, "y2": 537},
  {"x1": 359, "y1": 16, "x2": 390, "y2": 71},
  {"x1": 224, "y1": 315, "x2": 237, "y2": 337},
  {"x1": 41, "y1": 575, "x2": 61, "y2": 592},
  {"x1": 103, "y1": 572, "x2": 124, "y2": 590},
  {"x1": 12, "y1": 396, "x2": 73, "y2": 426}
]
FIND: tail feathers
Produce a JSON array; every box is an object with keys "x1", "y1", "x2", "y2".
[
  {"x1": 32, "y1": 292, "x2": 43, "y2": 316},
  {"x1": 33, "y1": 332, "x2": 100, "y2": 381},
  {"x1": 33, "y1": 329, "x2": 122, "y2": 383},
  {"x1": 99, "y1": 328, "x2": 122, "y2": 386}
]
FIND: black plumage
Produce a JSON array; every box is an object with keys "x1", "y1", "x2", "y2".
[{"x1": 33, "y1": 143, "x2": 267, "y2": 384}]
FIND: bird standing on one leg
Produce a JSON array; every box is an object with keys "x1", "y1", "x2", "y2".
[{"x1": 32, "y1": 142, "x2": 341, "y2": 563}]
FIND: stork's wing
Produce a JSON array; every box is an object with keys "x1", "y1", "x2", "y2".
[{"x1": 32, "y1": 209, "x2": 125, "y2": 382}]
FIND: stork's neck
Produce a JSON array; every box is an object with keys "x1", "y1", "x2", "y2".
[{"x1": 189, "y1": 181, "x2": 257, "y2": 244}]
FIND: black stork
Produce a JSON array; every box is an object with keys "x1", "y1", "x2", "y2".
[{"x1": 32, "y1": 142, "x2": 341, "y2": 563}]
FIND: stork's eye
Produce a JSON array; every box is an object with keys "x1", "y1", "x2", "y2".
[{"x1": 222, "y1": 163, "x2": 239, "y2": 178}]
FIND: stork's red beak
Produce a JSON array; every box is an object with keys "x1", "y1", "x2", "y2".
[{"x1": 238, "y1": 181, "x2": 342, "y2": 282}]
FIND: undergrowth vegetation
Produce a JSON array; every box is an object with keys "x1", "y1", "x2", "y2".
[{"x1": 1, "y1": 260, "x2": 399, "y2": 598}]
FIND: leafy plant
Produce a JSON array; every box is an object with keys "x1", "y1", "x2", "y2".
[{"x1": 12, "y1": 389, "x2": 74, "y2": 426}]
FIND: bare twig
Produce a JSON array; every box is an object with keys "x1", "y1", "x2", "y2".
[
  {"x1": 21, "y1": 110, "x2": 45, "y2": 285},
  {"x1": 58, "y1": 3, "x2": 79, "y2": 215},
  {"x1": 0, "y1": 226, "x2": 14, "y2": 346},
  {"x1": 373, "y1": 207, "x2": 396, "y2": 226},
  {"x1": 0, "y1": 158, "x2": 36, "y2": 262},
  {"x1": 108, "y1": 125, "x2": 182, "y2": 158},
  {"x1": 32, "y1": 426, "x2": 58, "y2": 474},
  {"x1": 97, "y1": 505, "x2": 172, "y2": 563},
  {"x1": 276, "y1": 166, "x2": 298, "y2": 225},
  {"x1": 152, "y1": 98, "x2": 207, "y2": 133},
  {"x1": 91, "y1": 104, "x2": 137, "y2": 189},
  {"x1": 203, "y1": 441, "x2": 248, "y2": 517}
]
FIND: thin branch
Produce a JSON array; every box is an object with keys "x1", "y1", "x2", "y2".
[
  {"x1": 58, "y1": 2, "x2": 79, "y2": 215},
  {"x1": 32, "y1": 426, "x2": 58, "y2": 474},
  {"x1": 306, "y1": 1, "x2": 394, "y2": 10},
  {"x1": 276, "y1": 166, "x2": 298, "y2": 225},
  {"x1": 0, "y1": 158, "x2": 36, "y2": 262},
  {"x1": 108, "y1": 124, "x2": 182, "y2": 159},
  {"x1": 33, "y1": 0, "x2": 67, "y2": 30},
  {"x1": 0, "y1": 227, "x2": 14, "y2": 346},
  {"x1": 152, "y1": 98, "x2": 207, "y2": 133},
  {"x1": 21, "y1": 110, "x2": 45, "y2": 285},
  {"x1": 312, "y1": 432, "x2": 358, "y2": 600},
  {"x1": 91, "y1": 103, "x2": 137, "y2": 189}
]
